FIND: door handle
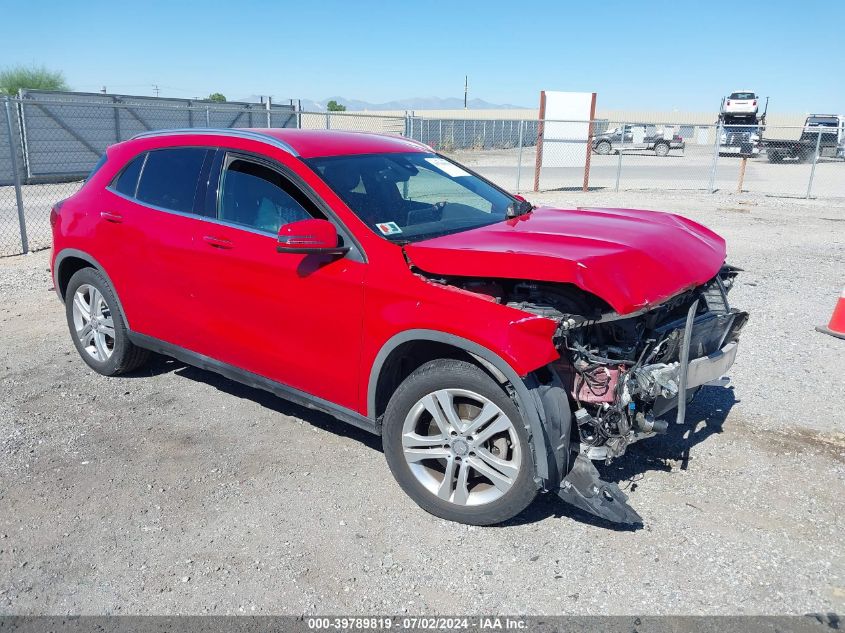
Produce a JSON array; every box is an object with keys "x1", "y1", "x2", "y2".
[
  {"x1": 203, "y1": 235, "x2": 234, "y2": 249},
  {"x1": 100, "y1": 211, "x2": 123, "y2": 223}
]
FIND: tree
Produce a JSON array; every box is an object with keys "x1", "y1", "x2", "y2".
[
  {"x1": 207, "y1": 92, "x2": 226, "y2": 103},
  {"x1": 326, "y1": 100, "x2": 346, "y2": 112},
  {"x1": 0, "y1": 65, "x2": 68, "y2": 95}
]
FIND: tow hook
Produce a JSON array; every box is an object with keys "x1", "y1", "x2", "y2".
[{"x1": 557, "y1": 453, "x2": 643, "y2": 526}]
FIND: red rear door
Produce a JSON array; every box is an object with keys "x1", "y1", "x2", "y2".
[{"x1": 98, "y1": 147, "x2": 215, "y2": 350}]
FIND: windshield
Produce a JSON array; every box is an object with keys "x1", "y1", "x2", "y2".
[
  {"x1": 306, "y1": 152, "x2": 516, "y2": 243},
  {"x1": 729, "y1": 92, "x2": 755, "y2": 100}
]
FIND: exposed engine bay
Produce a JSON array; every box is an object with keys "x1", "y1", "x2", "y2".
[
  {"x1": 422, "y1": 265, "x2": 748, "y2": 463},
  {"x1": 552, "y1": 266, "x2": 748, "y2": 461}
]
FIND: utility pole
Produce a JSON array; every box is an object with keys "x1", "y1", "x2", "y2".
[
  {"x1": 464, "y1": 75, "x2": 468, "y2": 109},
  {"x1": 101, "y1": 86, "x2": 107, "y2": 94},
  {"x1": 152, "y1": 84, "x2": 160, "y2": 98}
]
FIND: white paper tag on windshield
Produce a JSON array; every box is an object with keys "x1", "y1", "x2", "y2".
[
  {"x1": 425, "y1": 157, "x2": 469, "y2": 178},
  {"x1": 376, "y1": 221, "x2": 403, "y2": 236}
]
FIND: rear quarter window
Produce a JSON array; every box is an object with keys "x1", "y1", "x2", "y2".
[
  {"x1": 113, "y1": 153, "x2": 146, "y2": 197},
  {"x1": 135, "y1": 147, "x2": 210, "y2": 213}
]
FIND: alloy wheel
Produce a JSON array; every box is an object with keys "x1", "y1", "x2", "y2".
[
  {"x1": 401, "y1": 388, "x2": 522, "y2": 506},
  {"x1": 71, "y1": 284, "x2": 116, "y2": 361}
]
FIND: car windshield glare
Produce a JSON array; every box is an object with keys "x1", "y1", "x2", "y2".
[
  {"x1": 306, "y1": 152, "x2": 517, "y2": 243},
  {"x1": 729, "y1": 92, "x2": 755, "y2": 100},
  {"x1": 807, "y1": 117, "x2": 838, "y2": 127}
]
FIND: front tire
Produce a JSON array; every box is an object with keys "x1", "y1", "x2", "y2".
[
  {"x1": 595, "y1": 140, "x2": 612, "y2": 155},
  {"x1": 382, "y1": 359, "x2": 538, "y2": 525},
  {"x1": 65, "y1": 267, "x2": 149, "y2": 376}
]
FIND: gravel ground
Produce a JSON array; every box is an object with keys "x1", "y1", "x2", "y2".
[{"x1": 1, "y1": 190, "x2": 844, "y2": 615}]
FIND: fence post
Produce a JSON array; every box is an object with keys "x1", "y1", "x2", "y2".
[
  {"x1": 4, "y1": 97, "x2": 28, "y2": 254},
  {"x1": 205, "y1": 106, "x2": 210, "y2": 127},
  {"x1": 708, "y1": 122, "x2": 723, "y2": 193},
  {"x1": 806, "y1": 129, "x2": 822, "y2": 199},
  {"x1": 515, "y1": 120, "x2": 524, "y2": 193},
  {"x1": 112, "y1": 96, "x2": 122, "y2": 141},
  {"x1": 615, "y1": 122, "x2": 625, "y2": 192}
]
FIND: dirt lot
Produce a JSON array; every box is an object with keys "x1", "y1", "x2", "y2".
[{"x1": 1, "y1": 190, "x2": 844, "y2": 615}]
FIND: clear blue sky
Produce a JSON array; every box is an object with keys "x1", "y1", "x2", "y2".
[{"x1": 4, "y1": 0, "x2": 843, "y2": 112}]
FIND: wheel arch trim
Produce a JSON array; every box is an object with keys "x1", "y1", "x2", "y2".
[
  {"x1": 53, "y1": 248, "x2": 131, "y2": 329},
  {"x1": 367, "y1": 329, "x2": 553, "y2": 481}
]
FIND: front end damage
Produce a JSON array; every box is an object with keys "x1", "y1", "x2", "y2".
[
  {"x1": 440, "y1": 265, "x2": 748, "y2": 525},
  {"x1": 551, "y1": 266, "x2": 747, "y2": 524},
  {"x1": 556, "y1": 266, "x2": 747, "y2": 463}
]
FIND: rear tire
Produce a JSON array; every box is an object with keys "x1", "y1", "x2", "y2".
[
  {"x1": 65, "y1": 267, "x2": 149, "y2": 376},
  {"x1": 654, "y1": 141, "x2": 670, "y2": 156},
  {"x1": 382, "y1": 359, "x2": 538, "y2": 525}
]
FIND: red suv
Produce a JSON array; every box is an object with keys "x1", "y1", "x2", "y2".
[{"x1": 51, "y1": 128, "x2": 747, "y2": 526}]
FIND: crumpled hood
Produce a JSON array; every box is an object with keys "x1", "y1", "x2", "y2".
[{"x1": 403, "y1": 207, "x2": 726, "y2": 315}]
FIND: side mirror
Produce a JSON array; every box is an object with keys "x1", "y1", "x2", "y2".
[
  {"x1": 276, "y1": 219, "x2": 350, "y2": 256},
  {"x1": 506, "y1": 196, "x2": 533, "y2": 218}
]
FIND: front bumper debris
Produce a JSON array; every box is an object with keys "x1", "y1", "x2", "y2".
[{"x1": 557, "y1": 453, "x2": 642, "y2": 526}]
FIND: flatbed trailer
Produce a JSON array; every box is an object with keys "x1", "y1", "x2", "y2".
[{"x1": 762, "y1": 114, "x2": 845, "y2": 163}]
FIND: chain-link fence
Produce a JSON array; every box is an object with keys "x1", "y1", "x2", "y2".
[
  {"x1": 2, "y1": 98, "x2": 844, "y2": 257},
  {"x1": 0, "y1": 95, "x2": 296, "y2": 256},
  {"x1": 298, "y1": 110, "x2": 405, "y2": 135},
  {"x1": 407, "y1": 119, "x2": 845, "y2": 198}
]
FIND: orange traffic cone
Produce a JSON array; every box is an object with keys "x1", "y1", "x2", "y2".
[{"x1": 816, "y1": 286, "x2": 845, "y2": 340}]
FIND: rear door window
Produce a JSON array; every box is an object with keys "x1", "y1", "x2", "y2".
[{"x1": 135, "y1": 148, "x2": 209, "y2": 213}]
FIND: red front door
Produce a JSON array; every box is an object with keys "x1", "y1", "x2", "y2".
[{"x1": 189, "y1": 152, "x2": 366, "y2": 411}]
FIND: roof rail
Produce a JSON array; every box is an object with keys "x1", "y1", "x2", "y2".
[{"x1": 130, "y1": 128, "x2": 299, "y2": 156}]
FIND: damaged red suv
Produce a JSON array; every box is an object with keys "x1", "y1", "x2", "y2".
[{"x1": 51, "y1": 128, "x2": 747, "y2": 526}]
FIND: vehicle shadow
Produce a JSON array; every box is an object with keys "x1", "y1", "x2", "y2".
[
  {"x1": 127, "y1": 353, "x2": 382, "y2": 451},
  {"x1": 598, "y1": 385, "x2": 739, "y2": 483},
  {"x1": 546, "y1": 186, "x2": 608, "y2": 192},
  {"x1": 129, "y1": 355, "x2": 738, "y2": 530},
  {"x1": 600, "y1": 151, "x2": 687, "y2": 159}
]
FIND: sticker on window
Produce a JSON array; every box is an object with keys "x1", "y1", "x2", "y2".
[
  {"x1": 425, "y1": 157, "x2": 470, "y2": 178},
  {"x1": 376, "y1": 221, "x2": 403, "y2": 236}
]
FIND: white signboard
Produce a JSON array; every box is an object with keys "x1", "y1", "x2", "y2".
[{"x1": 534, "y1": 91, "x2": 596, "y2": 191}]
